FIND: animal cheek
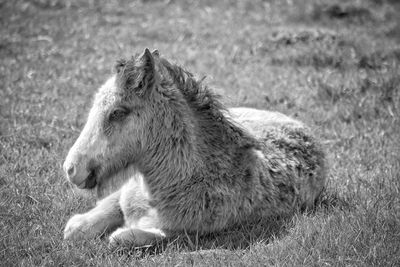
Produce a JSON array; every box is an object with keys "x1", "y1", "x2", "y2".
[{"x1": 89, "y1": 134, "x2": 111, "y2": 158}]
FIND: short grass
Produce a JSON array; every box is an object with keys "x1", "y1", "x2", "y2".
[{"x1": 1, "y1": 0, "x2": 400, "y2": 266}]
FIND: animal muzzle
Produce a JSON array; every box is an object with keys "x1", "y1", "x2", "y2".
[{"x1": 63, "y1": 154, "x2": 97, "y2": 189}]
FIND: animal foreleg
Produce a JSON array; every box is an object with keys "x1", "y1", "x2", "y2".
[
  {"x1": 64, "y1": 189, "x2": 123, "y2": 240},
  {"x1": 109, "y1": 227, "x2": 166, "y2": 248},
  {"x1": 109, "y1": 209, "x2": 166, "y2": 248}
]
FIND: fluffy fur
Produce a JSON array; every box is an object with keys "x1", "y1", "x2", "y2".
[{"x1": 63, "y1": 49, "x2": 326, "y2": 247}]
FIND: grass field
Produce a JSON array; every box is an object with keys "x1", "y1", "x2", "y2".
[{"x1": 1, "y1": 0, "x2": 400, "y2": 266}]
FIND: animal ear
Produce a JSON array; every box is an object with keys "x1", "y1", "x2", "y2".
[
  {"x1": 117, "y1": 49, "x2": 159, "y2": 96},
  {"x1": 152, "y1": 49, "x2": 160, "y2": 58},
  {"x1": 138, "y1": 48, "x2": 154, "y2": 66},
  {"x1": 135, "y1": 48, "x2": 157, "y2": 96}
]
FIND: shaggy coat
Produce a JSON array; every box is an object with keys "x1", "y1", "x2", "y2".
[{"x1": 63, "y1": 49, "x2": 326, "y2": 247}]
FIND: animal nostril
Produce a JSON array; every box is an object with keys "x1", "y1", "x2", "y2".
[{"x1": 67, "y1": 165, "x2": 76, "y2": 178}]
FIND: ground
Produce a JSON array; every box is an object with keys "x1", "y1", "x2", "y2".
[{"x1": 1, "y1": 0, "x2": 400, "y2": 266}]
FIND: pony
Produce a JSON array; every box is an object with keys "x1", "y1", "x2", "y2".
[{"x1": 63, "y1": 48, "x2": 326, "y2": 247}]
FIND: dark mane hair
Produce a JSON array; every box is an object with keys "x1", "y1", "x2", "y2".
[
  {"x1": 158, "y1": 57, "x2": 257, "y2": 147},
  {"x1": 159, "y1": 58, "x2": 226, "y2": 119}
]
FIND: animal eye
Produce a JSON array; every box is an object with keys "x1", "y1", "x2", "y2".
[{"x1": 109, "y1": 107, "x2": 130, "y2": 122}]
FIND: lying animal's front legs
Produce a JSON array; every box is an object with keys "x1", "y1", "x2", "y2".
[
  {"x1": 64, "y1": 190, "x2": 123, "y2": 240},
  {"x1": 109, "y1": 227, "x2": 166, "y2": 248},
  {"x1": 109, "y1": 177, "x2": 167, "y2": 247}
]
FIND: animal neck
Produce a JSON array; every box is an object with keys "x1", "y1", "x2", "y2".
[
  {"x1": 136, "y1": 100, "x2": 199, "y2": 193},
  {"x1": 96, "y1": 164, "x2": 138, "y2": 199},
  {"x1": 193, "y1": 107, "x2": 258, "y2": 173},
  {"x1": 136, "y1": 97, "x2": 256, "y2": 199},
  {"x1": 137, "y1": 61, "x2": 257, "y2": 198}
]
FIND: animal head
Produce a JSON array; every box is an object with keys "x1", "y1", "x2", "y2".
[
  {"x1": 63, "y1": 48, "x2": 230, "y2": 192},
  {"x1": 63, "y1": 48, "x2": 175, "y2": 190}
]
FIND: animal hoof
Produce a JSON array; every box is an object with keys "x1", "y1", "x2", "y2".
[{"x1": 64, "y1": 214, "x2": 89, "y2": 240}]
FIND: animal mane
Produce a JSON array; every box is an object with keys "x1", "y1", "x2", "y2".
[
  {"x1": 157, "y1": 57, "x2": 258, "y2": 149},
  {"x1": 115, "y1": 53, "x2": 227, "y2": 120},
  {"x1": 158, "y1": 58, "x2": 226, "y2": 119}
]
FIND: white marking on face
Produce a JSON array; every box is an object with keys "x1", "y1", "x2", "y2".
[
  {"x1": 96, "y1": 75, "x2": 118, "y2": 101},
  {"x1": 64, "y1": 75, "x2": 119, "y2": 186}
]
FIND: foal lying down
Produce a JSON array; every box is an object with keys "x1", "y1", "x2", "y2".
[{"x1": 63, "y1": 49, "x2": 326, "y2": 247}]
